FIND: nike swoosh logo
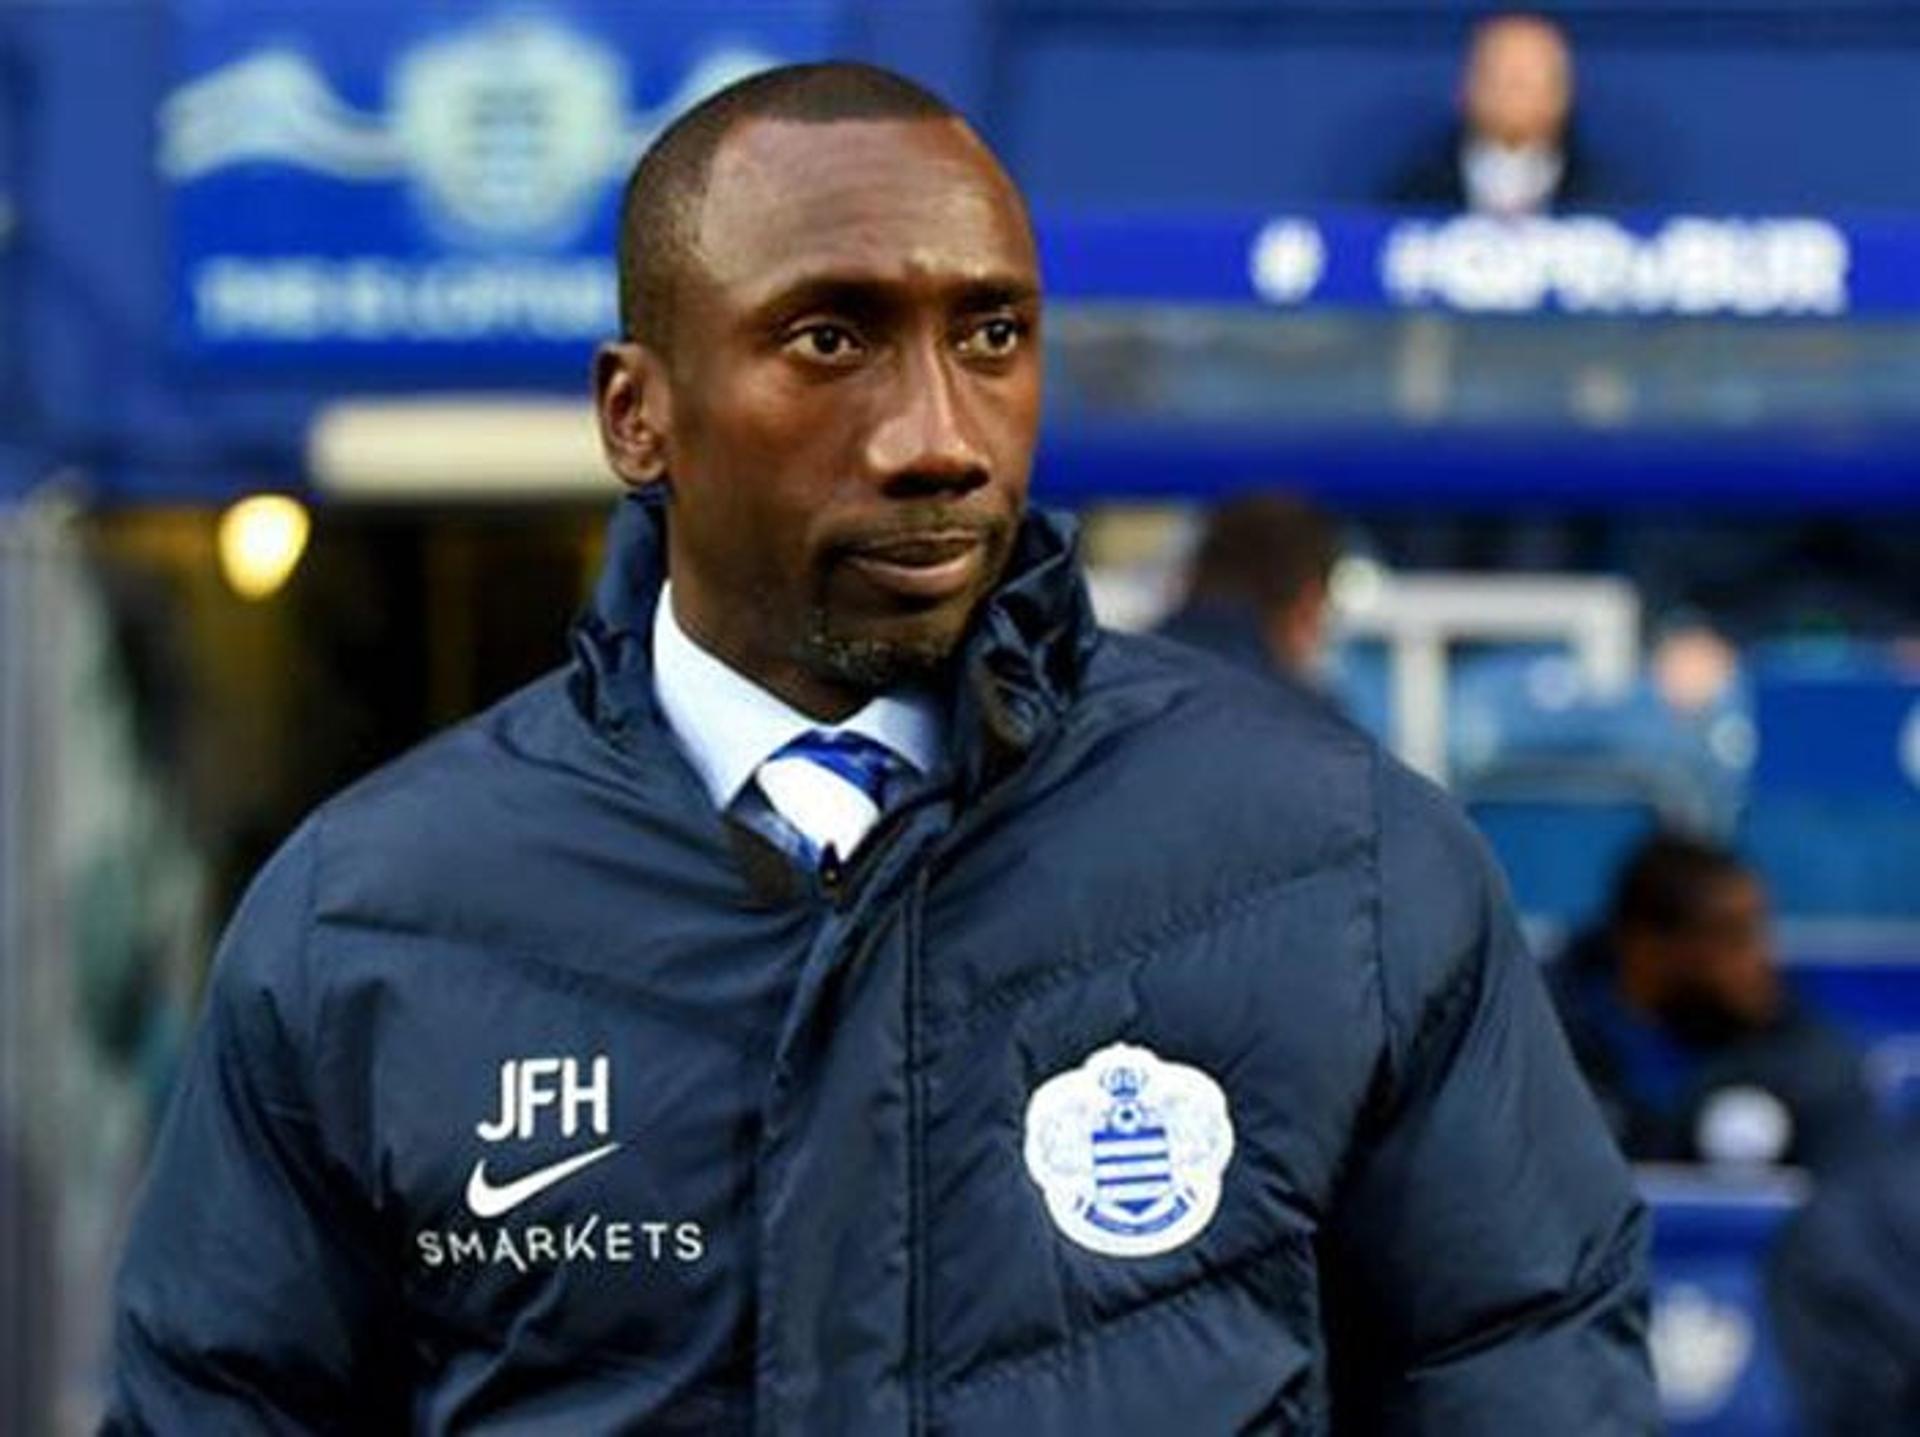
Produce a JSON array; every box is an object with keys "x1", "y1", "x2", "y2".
[{"x1": 465, "y1": 1141, "x2": 622, "y2": 1219}]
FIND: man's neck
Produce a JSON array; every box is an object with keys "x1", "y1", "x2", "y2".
[
  {"x1": 650, "y1": 581, "x2": 943, "y2": 812},
  {"x1": 666, "y1": 590, "x2": 871, "y2": 722}
]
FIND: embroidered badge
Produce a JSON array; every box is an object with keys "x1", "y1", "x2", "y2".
[{"x1": 1022, "y1": 1041, "x2": 1235, "y2": 1258}]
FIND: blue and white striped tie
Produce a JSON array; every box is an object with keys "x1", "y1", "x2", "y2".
[{"x1": 754, "y1": 731, "x2": 907, "y2": 868}]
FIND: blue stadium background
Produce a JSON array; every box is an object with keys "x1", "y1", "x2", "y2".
[{"x1": 1, "y1": 2, "x2": 1917, "y2": 1431}]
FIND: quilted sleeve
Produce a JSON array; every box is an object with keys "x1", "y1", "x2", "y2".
[
  {"x1": 103, "y1": 821, "x2": 409, "y2": 1434},
  {"x1": 1319, "y1": 760, "x2": 1659, "y2": 1434}
]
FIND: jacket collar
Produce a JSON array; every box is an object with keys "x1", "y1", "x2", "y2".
[{"x1": 570, "y1": 488, "x2": 1100, "y2": 799}]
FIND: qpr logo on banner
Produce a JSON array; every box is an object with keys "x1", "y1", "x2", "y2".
[
  {"x1": 159, "y1": 13, "x2": 777, "y2": 249},
  {"x1": 1022, "y1": 1042, "x2": 1235, "y2": 1258}
]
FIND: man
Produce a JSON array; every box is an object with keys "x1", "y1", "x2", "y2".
[
  {"x1": 1155, "y1": 492, "x2": 1340, "y2": 700},
  {"x1": 110, "y1": 63, "x2": 1655, "y2": 1432},
  {"x1": 1553, "y1": 832, "x2": 1878, "y2": 1171},
  {"x1": 1389, "y1": 13, "x2": 1611, "y2": 216}
]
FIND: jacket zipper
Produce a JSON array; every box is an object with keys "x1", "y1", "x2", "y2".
[{"x1": 903, "y1": 866, "x2": 932, "y2": 1437}]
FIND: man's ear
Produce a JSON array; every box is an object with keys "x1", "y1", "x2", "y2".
[{"x1": 593, "y1": 341, "x2": 673, "y2": 489}]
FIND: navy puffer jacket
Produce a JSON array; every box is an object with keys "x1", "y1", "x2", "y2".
[{"x1": 109, "y1": 495, "x2": 1655, "y2": 1434}]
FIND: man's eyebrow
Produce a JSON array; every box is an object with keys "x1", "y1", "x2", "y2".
[
  {"x1": 749, "y1": 272, "x2": 1040, "y2": 323},
  {"x1": 954, "y1": 277, "x2": 1042, "y2": 310},
  {"x1": 750, "y1": 276, "x2": 896, "y2": 324}
]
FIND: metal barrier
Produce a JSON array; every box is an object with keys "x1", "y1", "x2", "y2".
[{"x1": 1335, "y1": 570, "x2": 1642, "y2": 783}]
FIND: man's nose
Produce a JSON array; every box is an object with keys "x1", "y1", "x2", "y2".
[{"x1": 863, "y1": 340, "x2": 990, "y2": 497}]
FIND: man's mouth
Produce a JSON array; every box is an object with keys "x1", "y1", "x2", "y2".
[{"x1": 840, "y1": 530, "x2": 990, "y2": 602}]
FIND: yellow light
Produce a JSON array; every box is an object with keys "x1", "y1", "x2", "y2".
[{"x1": 217, "y1": 494, "x2": 311, "y2": 601}]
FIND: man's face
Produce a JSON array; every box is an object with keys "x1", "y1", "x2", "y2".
[
  {"x1": 1463, "y1": 17, "x2": 1573, "y2": 150},
  {"x1": 603, "y1": 116, "x2": 1042, "y2": 718},
  {"x1": 1655, "y1": 874, "x2": 1782, "y2": 1037}
]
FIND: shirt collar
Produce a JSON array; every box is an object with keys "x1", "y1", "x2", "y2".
[
  {"x1": 651, "y1": 580, "x2": 943, "y2": 811},
  {"x1": 1461, "y1": 137, "x2": 1565, "y2": 216}
]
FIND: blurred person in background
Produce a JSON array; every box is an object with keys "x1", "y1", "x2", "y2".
[
  {"x1": 1376, "y1": 12, "x2": 1620, "y2": 578},
  {"x1": 1154, "y1": 492, "x2": 1340, "y2": 704},
  {"x1": 1389, "y1": 12, "x2": 1612, "y2": 216},
  {"x1": 1553, "y1": 832, "x2": 1879, "y2": 1172},
  {"x1": 1767, "y1": 1121, "x2": 1920, "y2": 1435}
]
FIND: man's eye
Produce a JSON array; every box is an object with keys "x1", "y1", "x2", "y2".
[
  {"x1": 959, "y1": 316, "x2": 1027, "y2": 359},
  {"x1": 784, "y1": 324, "x2": 863, "y2": 363}
]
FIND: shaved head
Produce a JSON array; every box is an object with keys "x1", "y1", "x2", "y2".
[{"x1": 617, "y1": 62, "x2": 965, "y2": 358}]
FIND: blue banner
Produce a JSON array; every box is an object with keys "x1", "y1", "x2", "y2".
[
  {"x1": 165, "y1": 2, "x2": 840, "y2": 368},
  {"x1": 163, "y1": 5, "x2": 1920, "y2": 376},
  {"x1": 1044, "y1": 208, "x2": 1920, "y2": 318}
]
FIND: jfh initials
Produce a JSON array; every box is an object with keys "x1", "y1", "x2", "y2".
[{"x1": 476, "y1": 1055, "x2": 611, "y2": 1142}]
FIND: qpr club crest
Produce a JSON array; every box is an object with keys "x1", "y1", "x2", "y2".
[
  {"x1": 1022, "y1": 1042, "x2": 1235, "y2": 1258},
  {"x1": 159, "y1": 14, "x2": 777, "y2": 248}
]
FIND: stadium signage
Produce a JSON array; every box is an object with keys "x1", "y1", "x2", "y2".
[
  {"x1": 161, "y1": 7, "x2": 1920, "y2": 374},
  {"x1": 1377, "y1": 215, "x2": 1849, "y2": 317},
  {"x1": 1243, "y1": 213, "x2": 1855, "y2": 317},
  {"x1": 1042, "y1": 210, "x2": 1918, "y2": 319},
  {"x1": 161, "y1": 4, "x2": 828, "y2": 364}
]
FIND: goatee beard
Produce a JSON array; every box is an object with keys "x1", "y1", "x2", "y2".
[{"x1": 795, "y1": 608, "x2": 957, "y2": 694}]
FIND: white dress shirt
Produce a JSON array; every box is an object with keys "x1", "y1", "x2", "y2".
[
  {"x1": 650, "y1": 582, "x2": 942, "y2": 846},
  {"x1": 1461, "y1": 138, "x2": 1566, "y2": 216}
]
